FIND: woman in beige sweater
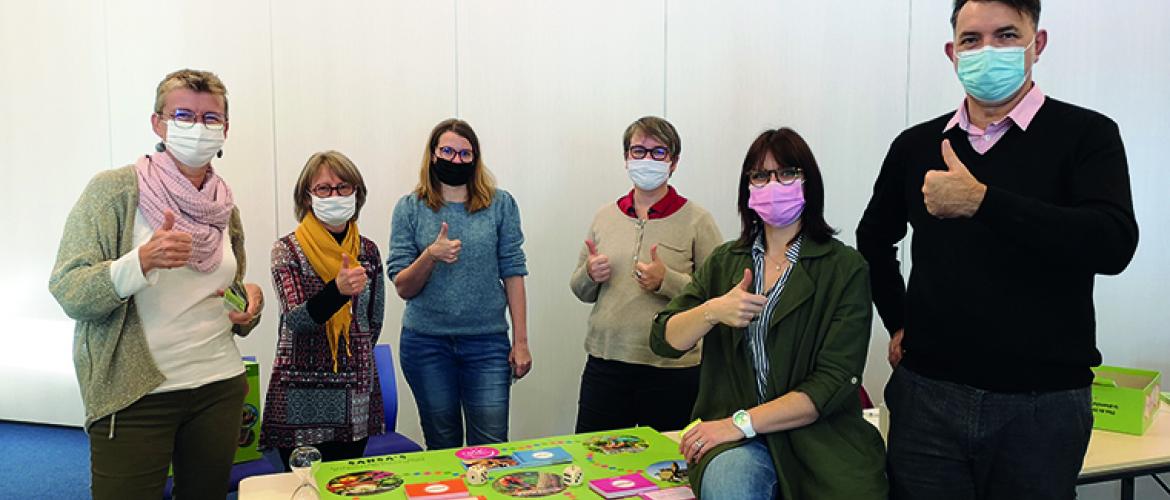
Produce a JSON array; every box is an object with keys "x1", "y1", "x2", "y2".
[{"x1": 569, "y1": 116, "x2": 722, "y2": 433}]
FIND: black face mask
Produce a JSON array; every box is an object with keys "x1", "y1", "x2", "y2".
[{"x1": 432, "y1": 158, "x2": 474, "y2": 186}]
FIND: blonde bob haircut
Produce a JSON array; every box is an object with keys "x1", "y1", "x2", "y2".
[
  {"x1": 292, "y1": 151, "x2": 368, "y2": 223},
  {"x1": 415, "y1": 118, "x2": 496, "y2": 213},
  {"x1": 154, "y1": 68, "x2": 229, "y2": 117}
]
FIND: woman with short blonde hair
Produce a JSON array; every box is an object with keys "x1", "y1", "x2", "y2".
[{"x1": 50, "y1": 68, "x2": 264, "y2": 499}]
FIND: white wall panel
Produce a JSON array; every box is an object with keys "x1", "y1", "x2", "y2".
[
  {"x1": 0, "y1": 0, "x2": 110, "y2": 425},
  {"x1": 0, "y1": 0, "x2": 110, "y2": 321},
  {"x1": 907, "y1": 1, "x2": 963, "y2": 124},
  {"x1": 457, "y1": 0, "x2": 666, "y2": 440}
]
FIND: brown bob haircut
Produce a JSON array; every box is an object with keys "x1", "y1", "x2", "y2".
[{"x1": 736, "y1": 127, "x2": 837, "y2": 249}]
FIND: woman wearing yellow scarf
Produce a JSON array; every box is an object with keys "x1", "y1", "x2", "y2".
[{"x1": 260, "y1": 151, "x2": 386, "y2": 471}]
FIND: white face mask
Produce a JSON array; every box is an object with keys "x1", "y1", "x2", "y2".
[
  {"x1": 311, "y1": 194, "x2": 356, "y2": 227},
  {"x1": 626, "y1": 159, "x2": 671, "y2": 191},
  {"x1": 165, "y1": 120, "x2": 225, "y2": 168}
]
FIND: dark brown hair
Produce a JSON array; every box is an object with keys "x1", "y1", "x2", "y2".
[
  {"x1": 951, "y1": 0, "x2": 1040, "y2": 28},
  {"x1": 736, "y1": 128, "x2": 836, "y2": 249}
]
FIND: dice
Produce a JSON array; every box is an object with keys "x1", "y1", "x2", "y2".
[
  {"x1": 466, "y1": 464, "x2": 489, "y2": 485},
  {"x1": 562, "y1": 465, "x2": 584, "y2": 486}
]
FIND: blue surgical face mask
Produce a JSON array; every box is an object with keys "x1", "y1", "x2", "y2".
[{"x1": 956, "y1": 38, "x2": 1034, "y2": 105}]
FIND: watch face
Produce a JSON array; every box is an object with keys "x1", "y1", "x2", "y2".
[{"x1": 734, "y1": 411, "x2": 747, "y2": 426}]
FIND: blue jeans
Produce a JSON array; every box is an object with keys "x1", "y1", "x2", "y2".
[
  {"x1": 885, "y1": 366, "x2": 1093, "y2": 500},
  {"x1": 700, "y1": 439, "x2": 777, "y2": 500},
  {"x1": 399, "y1": 328, "x2": 511, "y2": 450}
]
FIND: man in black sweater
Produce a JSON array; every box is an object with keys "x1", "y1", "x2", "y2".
[{"x1": 856, "y1": 1, "x2": 1139, "y2": 499}]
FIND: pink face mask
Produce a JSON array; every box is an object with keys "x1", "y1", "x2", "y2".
[{"x1": 748, "y1": 181, "x2": 804, "y2": 228}]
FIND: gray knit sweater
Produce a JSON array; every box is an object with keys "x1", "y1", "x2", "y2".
[{"x1": 49, "y1": 165, "x2": 258, "y2": 429}]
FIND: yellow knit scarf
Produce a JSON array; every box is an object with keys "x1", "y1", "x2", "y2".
[{"x1": 294, "y1": 213, "x2": 360, "y2": 372}]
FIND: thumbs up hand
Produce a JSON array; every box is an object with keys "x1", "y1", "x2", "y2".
[
  {"x1": 426, "y1": 222, "x2": 462, "y2": 264},
  {"x1": 584, "y1": 239, "x2": 611, "y2": 283},
  {"x1": 336, "y1": 253, "x2": 368, "y2": 296},
  {"x1": 923, "y1": 139, "x2": 987, "y2": 218},
  {"x1": 634, "y1": 244, "x2": 666, "y2": 291},
  {"x1": 705, "y1": 268, "x2": 767, "y2": 328},
  {"x1": 138, "y1": 209, "x2": 194, "y2": 274}
]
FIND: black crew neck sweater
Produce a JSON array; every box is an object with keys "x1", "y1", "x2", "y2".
[{"x1": 857, "y1": 97, "x2": 1138, "y2": 392}]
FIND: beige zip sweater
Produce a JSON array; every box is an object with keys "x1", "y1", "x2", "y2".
[
  {"x1": 49, "y1": 165, "x2": 258, "y2": 430},
  {"x1": 570, "y1": 199, "x2": 722, "y2": 368}
]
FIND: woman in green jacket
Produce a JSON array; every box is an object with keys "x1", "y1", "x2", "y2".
[{"x1": 650, "y1": 128, "x2": 887, "y2": 499}]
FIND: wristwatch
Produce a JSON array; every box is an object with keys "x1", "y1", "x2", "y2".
[{"x1": 732, "y1": 409, "x2": 756, "y2": 438}]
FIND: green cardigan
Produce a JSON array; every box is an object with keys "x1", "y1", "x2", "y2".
[
  {"x1": 651, "y1": 237, "x2": 887, "y2": 499},
  {"x1": 48, "y1": 165, "x2": 258, "y2": 429}
]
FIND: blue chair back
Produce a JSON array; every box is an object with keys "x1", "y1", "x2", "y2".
[{"x1": 372, "y1": 344, "x2": 398, "y2": 431}]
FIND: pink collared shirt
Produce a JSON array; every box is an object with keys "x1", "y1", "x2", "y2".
[{"x1": 945, "y1": 83, "x2": 1046, "y2": 154}]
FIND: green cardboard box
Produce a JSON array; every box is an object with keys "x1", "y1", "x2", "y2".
[
  {"x1": 1090, "y1": 365, "x2": 1161, "y2": 435},
  {"x1": 236, "y1": 360, "x2": 263, "y2": 463}
]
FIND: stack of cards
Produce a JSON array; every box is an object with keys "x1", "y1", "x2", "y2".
[
  {"x1": 404, "y1": 479, "x2": 470, "y2": 500},
  {"x1": 514, "y1": 447, "x2": 573, "y2": 467},
  {"x1": 588, "y1": 473, "x2": 659, "y2": 499}
]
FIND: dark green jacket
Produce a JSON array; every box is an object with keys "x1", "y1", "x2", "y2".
[{"x1": 651, "y1": 237, "x2": 887, "y2": 499}]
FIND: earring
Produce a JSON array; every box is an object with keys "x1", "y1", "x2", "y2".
[
  {"x1": 155, "y1": 142, "x2": 166, "y2": 152},
  {"x1": 216, "y1": 150, "x2": 223, "y2": 158}
]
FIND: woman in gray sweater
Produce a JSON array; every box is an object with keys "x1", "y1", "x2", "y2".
[{"x1": 387, "y1": 118, "x2": 530, "y2": 449}]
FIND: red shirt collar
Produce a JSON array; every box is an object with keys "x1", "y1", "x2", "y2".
[{"x1": 616, "y1": 185, "x2": 688, "y2": 220}]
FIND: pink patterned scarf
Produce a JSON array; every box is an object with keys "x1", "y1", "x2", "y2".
[{"x1": 135, "y1": 153, "x2": 235, "y2": 273}]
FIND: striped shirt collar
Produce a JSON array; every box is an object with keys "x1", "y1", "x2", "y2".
[
  {"x1": 745, "y1": 232, "x2": 804, "y2": 402},
  {"x1": 751, "y1": 232, "x2": 804, "y2": 266}
]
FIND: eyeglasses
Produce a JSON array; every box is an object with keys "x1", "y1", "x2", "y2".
[
  {"x1": 747, "y1": 168, "x2": 803, "y2": 187},
  {"x1": 436, "y1": 146, "x2": 475, "y2": 163},
  {"x1": 158, "y1": 108, "x2": 227, "y2": 130},
  {"x1": 628, "y1": 145, "x2": 670, "y2": 161},
  {"x1": 309, "y1": 183, "x2": 355, "y2": 198}
]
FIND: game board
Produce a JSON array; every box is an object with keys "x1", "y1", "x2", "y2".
[{"x1": 313, "y1": 426, "x2": 690, "y2": 499}]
